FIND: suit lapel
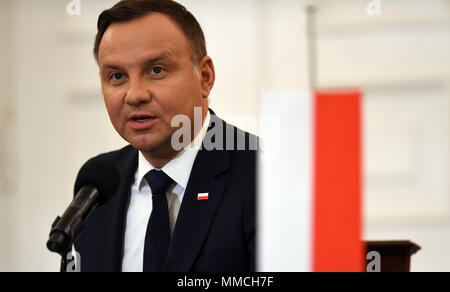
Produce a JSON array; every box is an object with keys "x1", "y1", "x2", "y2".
[
  {"x1": 164, "y1": 127, "x2": 230, "y2": 272},
  {"x1": 100, "y1": 147, "x2": 138, "y2": 272}
]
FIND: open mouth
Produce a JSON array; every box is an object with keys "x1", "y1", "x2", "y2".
[
  {"x1": 128, "y1": 114, "x2": 157, "y2": 130},
  {"x1": 133, "y1": 117, "x2": 151, "y2": 122}
]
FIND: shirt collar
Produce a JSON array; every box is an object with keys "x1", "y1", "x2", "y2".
[{"x1": 136, "y1": 111, "x2": 211, "y2": 192}]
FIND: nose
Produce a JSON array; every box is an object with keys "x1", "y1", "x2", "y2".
[{"x1": 125, "y1": 77, "x2": 151, "y2": 107}]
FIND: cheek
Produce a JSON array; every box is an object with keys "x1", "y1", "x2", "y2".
[
  {"x1": 103, "y1": 88, "x2": 125, "y2": 123},
  {"x1": 158, "y1": 94, "x2": 196, "y2": 130},
  {"x1": 161, "y1": 77, "x2": 202, "y2": 113}
]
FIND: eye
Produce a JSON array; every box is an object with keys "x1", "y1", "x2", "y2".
[
  {"x1": 149, "y1": 66, "x2": 166, "y2": 77},
  {"x1": 151, "y1": 67, "x2": 163, "y2": 74},
  {"x1": 110, "y1": 73, "x2": 125, "y2": 81}
]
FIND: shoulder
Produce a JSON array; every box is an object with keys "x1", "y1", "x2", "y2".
[
  {"x1": 77, "y1": 144, "x2": 138, "y2": 174},
  {"x1": 207, "y1": 114, "x2": 258, "y2": 179},
  {"x1": 208, "y1": 113, "x2": 259, "y2": 154}
]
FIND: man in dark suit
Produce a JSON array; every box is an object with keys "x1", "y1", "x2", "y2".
[{"x1": 74, "y1": 0, "x2": 257, "y2": 272}]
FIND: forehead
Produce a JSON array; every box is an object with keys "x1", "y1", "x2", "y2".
[{"x1": 98, "y1": 12, "x2": 191, "y2": 66}]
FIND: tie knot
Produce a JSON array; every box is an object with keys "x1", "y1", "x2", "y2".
[{"x1": 144, "y1": 169, "x2": 174, "y2": 195}]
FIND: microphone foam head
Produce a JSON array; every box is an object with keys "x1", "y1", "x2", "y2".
[{"x1": 74, "y1": 159, "x2": 120, "y2": 205}]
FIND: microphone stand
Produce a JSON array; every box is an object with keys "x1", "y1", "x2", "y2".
[
  {"x1": 60, "y1": 251, "x2": 69, "y2": 272},
  {"x1": 50, "y1": 215, "x2": 77, "y2": 272}
]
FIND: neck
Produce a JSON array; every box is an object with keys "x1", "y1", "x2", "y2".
[{"x1": 142, "y1": 149, "x2": 179, "y2": 169}]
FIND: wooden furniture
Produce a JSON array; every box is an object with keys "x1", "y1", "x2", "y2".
[{"x1": 365, "y1": 241, "x2": 421, "y2": 272}]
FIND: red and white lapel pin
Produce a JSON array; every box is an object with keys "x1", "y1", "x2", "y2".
[{"x1": 197, "y1": 193, "x2": 209, "y2": 201}]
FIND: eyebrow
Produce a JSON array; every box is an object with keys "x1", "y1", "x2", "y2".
[{"x1": 101, "y1": 52, "x2": 175, "y2": 72}]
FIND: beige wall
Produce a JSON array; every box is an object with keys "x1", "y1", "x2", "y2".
[
  {"x1": 0, "y1": 0, "x2": 448, "y2": 271},
  {"x1": 0, "y1": 0, "x2": 17, "y2": 271}
]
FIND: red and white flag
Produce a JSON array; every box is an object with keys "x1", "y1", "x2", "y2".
[
  {"x1": 259, "y1": 89, "x2": 364, "y2": 272},
  {"x1": 197, "y1": 193, "x2": 209, "y2": 201}
]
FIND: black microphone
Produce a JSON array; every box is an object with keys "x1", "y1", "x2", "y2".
[{"x1": 47, "y1": 160, "x2": 120, "y2": 256}]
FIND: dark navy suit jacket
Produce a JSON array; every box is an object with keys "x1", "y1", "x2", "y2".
[{"x1": 74, "y1": 111, "x2": 257, "y2": 272}]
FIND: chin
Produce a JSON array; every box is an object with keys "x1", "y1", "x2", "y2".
[
  {"x1": 128, "y1": 133, "x2": 172, "y2": 154},
  {"x1": 129, "y1": 139, "x2": 158, "y2": 153}
]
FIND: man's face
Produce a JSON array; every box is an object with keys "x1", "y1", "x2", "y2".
[{"x1": 98, "y1": 13, "x2": 211, "y2": 158}]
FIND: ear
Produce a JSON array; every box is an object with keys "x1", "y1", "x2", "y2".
[{"x1": 197, "y1": 56, "x2": 215, "y2": 99}]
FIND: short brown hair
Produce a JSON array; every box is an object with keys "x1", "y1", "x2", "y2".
[{"x1": 93, "y1": 0, "x2": 207, "y2": 64}]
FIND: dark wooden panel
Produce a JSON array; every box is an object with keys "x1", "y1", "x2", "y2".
[{"x1": 365, "y1": 240, "x2": 421, "y2": 272}]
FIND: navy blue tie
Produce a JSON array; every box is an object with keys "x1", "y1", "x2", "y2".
[{"x1": 143, "y1": 169, "x2": 174, "y2": 272}]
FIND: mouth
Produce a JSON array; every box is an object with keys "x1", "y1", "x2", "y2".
[
  {"x1": 132, "y1": 117, "x2": 151, "y2": 122},
  {"x1": 128, "y1": 114, "x2": 158, "y2": 130}
]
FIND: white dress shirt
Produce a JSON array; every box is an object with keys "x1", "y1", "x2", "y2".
[{"x1": 121, "y1": 112, "x2": 211, "y2": 272}]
